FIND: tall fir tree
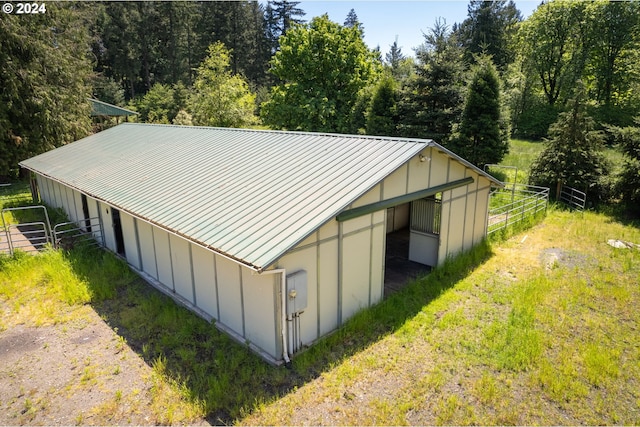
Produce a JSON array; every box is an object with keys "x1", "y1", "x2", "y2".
[
  {"x1": 0, "y1": 3, "x2": 93, "y2": 178},
  {"x1": 448, "y1": 56, "x2": 510, "y2": 167},
  {"x1": 397, "y1": 19, "x2": 465, "y2": 142},
  {"x1": 458, "y1": 0, "x2": 521, "y2": 71}
]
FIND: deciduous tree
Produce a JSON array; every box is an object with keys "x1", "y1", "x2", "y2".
[{"x1": 261, "y1": 15, "x2": 379, "y2": 133}]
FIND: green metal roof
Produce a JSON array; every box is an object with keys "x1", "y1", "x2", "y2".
[
  {"x1": 89, "y1": 98, "x2": 138, "y2": 117},
  {"x1": 20, "y1": 123, "x2": 498, "y2": 271}
]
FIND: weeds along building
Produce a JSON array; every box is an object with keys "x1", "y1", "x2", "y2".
[{"x1": 20, "y1": 123, "x2": 501, "y2": 364}]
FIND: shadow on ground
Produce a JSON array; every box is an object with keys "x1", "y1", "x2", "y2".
[{"x1": 62, "y1": 240, "x2": 493, "y2": 425}]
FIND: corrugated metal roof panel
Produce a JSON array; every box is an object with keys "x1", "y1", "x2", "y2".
[
  {"x1": 20, "y1": 123, "x2": 494, "y2": 270},
  {"x1": 89, "y1": 98, "x2": 138, "y2": 117}
]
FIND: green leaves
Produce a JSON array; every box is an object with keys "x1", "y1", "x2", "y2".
[
  {"x1": 261, "y1": 15, "x2": 379, "y2": 133},
  {"x1": 189, "y1": 42, "x2": 257, "y2": 128}
]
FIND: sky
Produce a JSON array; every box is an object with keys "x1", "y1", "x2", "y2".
[{"x1": 297, "y1": 1, "x2": 542, "y2": 55}]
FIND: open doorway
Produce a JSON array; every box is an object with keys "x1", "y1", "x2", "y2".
[
  {"x1": 111, "y1": 208, "x2": 126, "y2": 256},
  {"x1": 384, "y1": 202, "x2": 433, "y2": 296}
]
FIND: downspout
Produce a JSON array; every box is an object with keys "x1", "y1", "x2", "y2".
[{"x1": 259, "y1": 268, "x2": 291, "y2": 366}]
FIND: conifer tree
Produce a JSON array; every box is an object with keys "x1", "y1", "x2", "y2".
[{"x1": 448, "y1": 56, "x2": 509, "y2": 167}]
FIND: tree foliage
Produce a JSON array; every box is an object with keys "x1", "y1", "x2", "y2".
[
  {"x1": 529, "y1": 87, "x2": 610, "y2": 200},
  {"x1": 458, "y1": 0, "x2": 521, "y2": 71},
  {"x1": 189, "y1": 42, "x2": 257, "y2": 128},
  {"x1": 397, "y1": 19, "x2": 465, "y2": 141},
  {"x1": 0, "y1": 3, "x2": 93, "y2": 179},
  {"x1": 448, "y1": 56, "x2": 509, "y2": 167},
  {"x1": 261, "y1": 15, "x2": 379, "y2": 133},
  {"x1": 609, "y1": 122, "x2": 640, "y2": 211},
  {"x1": 366, "y1": 77, "x2": 398, "y2": 136}
]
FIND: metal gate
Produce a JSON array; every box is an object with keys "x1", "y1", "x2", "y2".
[
  {"x1": 53, "y1": 217, "x2": 104, "y2": 250},
  {"x1": 1, "y1": 206, "x2": 52, "y2": 255},
  {"x1": 558, "y1": 182, "x2": 586, "y2": 211}
]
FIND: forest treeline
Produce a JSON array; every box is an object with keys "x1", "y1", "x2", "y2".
[{"x1": 1, "y1": 0, "x2": 639, "y2": 211}]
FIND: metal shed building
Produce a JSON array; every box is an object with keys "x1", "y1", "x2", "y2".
[{"x1": 20, "y1": 123, "x2": 501, "y2": 364}]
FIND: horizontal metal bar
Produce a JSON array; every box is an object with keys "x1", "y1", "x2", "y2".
[{"x1": 336, "y1": 177, "x2": 474, "y2": 222}]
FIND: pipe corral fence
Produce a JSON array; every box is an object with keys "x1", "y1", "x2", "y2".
[
  {"x1": 487, "y1": 183, "x2": 550, "y2": 235},
  {"x1": 1, "y1": 184, "x2": 103, "y2": 255}
]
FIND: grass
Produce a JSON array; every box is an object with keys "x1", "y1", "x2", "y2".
[{"x1": 2, "y1": 150, "x2": 640, "y2": 425}]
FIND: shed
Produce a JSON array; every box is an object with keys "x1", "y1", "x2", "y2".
[{"x1": 20, "y1": 123, "x2": 501, "y2": 364}]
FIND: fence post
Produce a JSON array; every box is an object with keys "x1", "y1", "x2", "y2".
[{"x1": 556, "y1": 180, "x2": 563, "y2": 201}]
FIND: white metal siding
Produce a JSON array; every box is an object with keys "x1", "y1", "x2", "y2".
[
  {"x1": 341, "y1": 229, "x2": 372, "y2": 320},
  {"x1": 169, "y1": 234, "x2": 194, "y2": 304},
  {"x1": 191, "y1": 244, "x2": 218, "y2": 319},
  {"x1": 100, "y1": 202, "x2": 116, "y2": 253},
  {"x1": 215, "y1": 256, "x2": 243, "y2": 334},
  {"x1": 241, "y1": 269, "x2": 279, "y2": 357},
  {"x1": 121, "y1": 213, "x2": 141, "y2": 270},
  {"x1": 369, "y1": 222, "x2": 385, "y2": 304},
  {"x1": 318, "y1": 238, "x2": 339, "y2": 335},
  {"x1": 153, "y1": 227, "x2": 173, "y2": 290},
  {"x1": 137, "y1": 220, "x2": 158, "y2": 279}
]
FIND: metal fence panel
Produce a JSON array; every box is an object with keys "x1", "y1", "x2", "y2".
[
  {"x1": 487, "y1": 184, "x2": 549, "y2": 235},
  {"x1": 53, "y1": 217, "x2": 104, "y2": 250},
  {"x1": 559, "y1": 183, "x2": 586, "y2": 211}
]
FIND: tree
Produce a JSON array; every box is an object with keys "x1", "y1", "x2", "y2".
[
  {"x1": 518, "y1": 1, "x2": 588, "y2": 107},
  {"x1": 261, "y1": 15, "x2": 379, "y2": 133},
  {"x1": 344, "y1": 8, "x2": 363, "y2": 32},
  {"x1": 458, "y1": 0, "x2": 521, "y2": 71},
  {"x1": 264, "y1": 0, "x2": 306, "y2": 55},
  {"x1": 609, "y1": 122, "x2": 640, "y2": 212},
  {"x1": 385, "y1": 37, "x2": 406, "y2": 78},
  {"x1": 366, "y1": 77, "x2": 398, "y2": 136},
  {"x1": 189, "y1": 42, "x2": 257, "y2": 128},
  {"x1": 134, "y1": 83, "x2": 189, "y2": 124},
  {"x1": 529, "y1": 86, "x2": 610, "y2": 201},
  {"x1": 0, "y1": 3, "x2": 93, "y2": 179},
  {"x1": 397, "y1": 19, "x2": 465, "y2": 141},
  {"x1": 448, "y1": 56, "x2": 510, "y2": 167}
]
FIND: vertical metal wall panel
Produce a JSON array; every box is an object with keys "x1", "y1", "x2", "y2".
[
  {"x1": 120, "y1": 212, "x2": 141, "y2": 270},
  {"x1": 350, "y1": 183, "x2": 381, "y2": 208},
  {"x1": 319, "y1": 219, "x2": 339, "y2": 241},
  {"x1": 369, "y1": 223, "x2": 385, "y2": 304},
  {"x1": 464, "y1": 186, "x2": 478, "y2": 250},
  {"x1": 279, "y1": 246, "x2": 319, "y2": 345},
  {"x1": 429, "y1": 151, "x2": 450, "y2": 187},
  {"x1": 475, "y1": 182, "x2": 490, "y2": 239},
  {"x1": 341, "y1": 228, "x2": 372, "y2": 321},
  {"x1": 100, "y1": 202, "x2": 116, "y2": 252},
  {"x1": 169, "y1": 233, "x2": 194, "y2": 304},
  {"x1": 318, "y1": 239, "x2": 339, "y2": 336},
  {"x1": 191, "y1": 243, "x2": 218, "y2": 319},
  {"x1": 447, "y1": 197, "x2": 467, "y2": 258},
  {"x1": 63, "y1": 186, "x2": 76, "y2": 221},
  {"x1": 152, "y1": 227, "x2": 173, "y2": 290},
  {"x1": 36, "y1": 175, "x2": 48, "y2": 205},
  {"x1": 407, "y1": 155, "x2": 430, "y2": 193},
  {"x1": 241, "y1": 269, "x2": 279, "y2": 359},
  {"x1": 215, "y1": 255, "x2": 244, "y2": 335},
  {"x1": 438, "y1": 196, "x2": 451, "y2": 265},
  {"x1": 137, "y1": 220, "x2": 158, "y2": 279},
  {"x1": 73, "y1": 190, "x2": 84, "y2": 224},
  {"x1": 342, "y1": 214, "x2": 370, "y2": 235},
  {"x1": 382, "y1": 164, "x2": 408, "y2": 199}
]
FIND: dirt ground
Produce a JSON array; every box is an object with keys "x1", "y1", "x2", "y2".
[{"x1": 0, "y1": 306, "x2": 208, "y2": 425}]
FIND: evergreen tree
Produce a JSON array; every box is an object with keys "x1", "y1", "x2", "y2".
[
  {"x1": 385, "y1": 37, "x2": 406, "y2": 78},
  {"x1": 366, "y1": 77, "x2": 398, "y2": 136},
  {"x1": 264, "y1": 0, "x2": 306, "y2": 55},
  {"x1": 448, "y1": 56, "x2": 509, "y2": 167},
  {"x1": 611, "y1": 122, "x2": 640, "y2": 212},
  {"x1": 0, "y1": 3, "x2": 93, "y2": 178},
  {"x1": 397, "y1": 19, "x2": 465, "y2": 141},
  {"x1": 458, "y1": 0, "x2": 521, "y2": 71},
  {"x1": 529, "y1": 86, "x2": 610, "y2": 201},
  {"x1": 344, "y1": 8, "x2": 363, "y2": 32}
]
